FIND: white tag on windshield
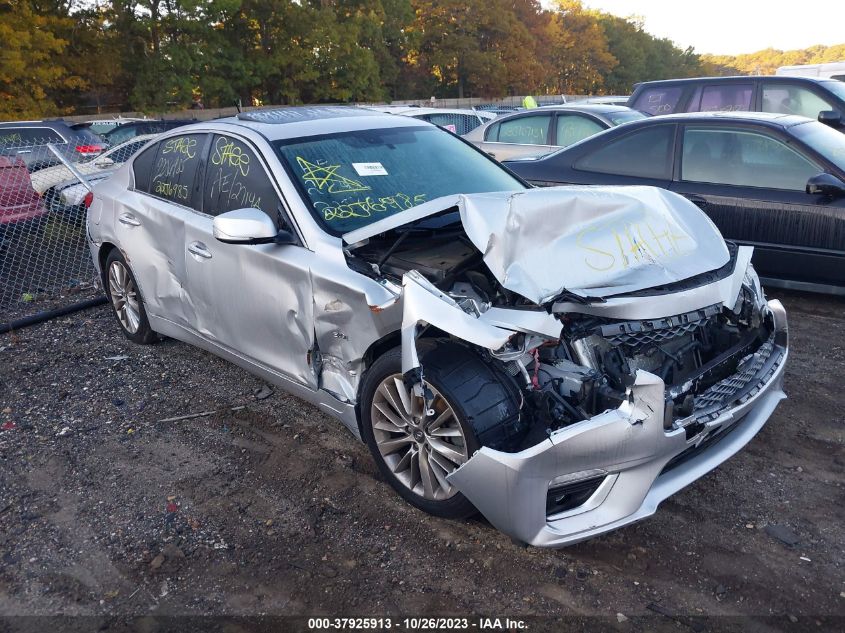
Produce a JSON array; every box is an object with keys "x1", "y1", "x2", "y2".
[{"x1": 352, "y1": 162, "x2": 388, "y2": 176}]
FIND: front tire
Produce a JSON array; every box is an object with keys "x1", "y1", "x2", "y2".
[
  {"x1": 104, "y1": 249, "x2": 158, "y2": 344},
  {"x1": 360, "y1": 343, "x2": 523, "y2": 519}
]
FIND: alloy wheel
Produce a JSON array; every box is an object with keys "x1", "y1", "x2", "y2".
[
  {"x1": 108, "y1": 260, "x2": 141, "y2": 334},
  {"x1": 371, "y1": 374, "x2": 468, "y2": 501}
]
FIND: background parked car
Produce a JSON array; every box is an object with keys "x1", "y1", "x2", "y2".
[
  {"x1": 0, "y1": 155, "x2": 47, "y2": 248},
  {"x1": 85, "y1": 117, "x2": 149, "y2": 136},
  {"x1": 628, "y1": 76, "x2": 845, "y2": 132},
  {"x1": 505, "y1": 111, "x2": 845, "y2": 295},
  {"x1": 101, "y1": 119, "x2": 194, "y2": 146},
  {"x1": 0, "y1": 120, "x2": 104, "y2": 170},
  {"x1": 463, "y1": 104, "x2": 646, "y2": 160},
  {"x1": 35, "y1": 135, "x2": 158, "y2": 217},
  {"x1": 364, "y1": 106, "x2": 496, "y2": 135}
]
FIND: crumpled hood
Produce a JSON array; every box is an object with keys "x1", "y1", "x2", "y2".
[{"x1": 345, "y1": 186, "x2": 730, "y2": 304}]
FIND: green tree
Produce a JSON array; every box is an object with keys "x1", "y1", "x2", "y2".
[{"x1": 0, "y1": 0, "x2": 76, "y2": 118}]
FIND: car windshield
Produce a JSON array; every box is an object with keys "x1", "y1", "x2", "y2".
[
  {"x1": 606, "y1": 110, "x2": 647, "y2": 126},
  {"x1": 274, "y1": 126, "x2": 525, "y2": 234},
  {"x1": 791, "y1": 120, "x2": 845, "y2": 171}
]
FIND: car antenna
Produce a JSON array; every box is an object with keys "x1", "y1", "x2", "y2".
[{"x1": 235, "y1": 99, "x2": 242, "y2": 114}]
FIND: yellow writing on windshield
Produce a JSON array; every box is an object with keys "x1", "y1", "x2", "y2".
[
  {"x1": 318, "y1": 193, "x2": 426, "y2": 222},
  {"x1": 296, "y1": 157, "x2": 370, "y2": 194}
]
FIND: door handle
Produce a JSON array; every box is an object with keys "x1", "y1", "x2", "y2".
[
  {"x1": 118, "y1": 213, "x2": 141, "y2": 227},
  {"x1": 486, "y1": 152, "x2": 496, "y2": 158},
  {"x1": 188, "y1": 241, "x2": 212, "y2": 259}
]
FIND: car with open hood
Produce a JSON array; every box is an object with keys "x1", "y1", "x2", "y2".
[{"x1": 86, "y1": 107, "x2": 788, "y2": 547}]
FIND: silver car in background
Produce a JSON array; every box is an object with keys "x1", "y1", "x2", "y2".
[
  {"x1": 86, "y1": 107, "x2": 787, "y2": 547},
  {"x1": 464, "y1": 104, "x2": 646, "y2": 161}
]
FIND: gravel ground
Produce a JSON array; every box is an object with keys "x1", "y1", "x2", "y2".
[{"x1": 0, "y1": 289, "x2": 843, "y2": 632}]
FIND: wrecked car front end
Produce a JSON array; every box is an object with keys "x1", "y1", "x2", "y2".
[{"x1": 347, "y1": 186, "x2": 788, "y2": 547}]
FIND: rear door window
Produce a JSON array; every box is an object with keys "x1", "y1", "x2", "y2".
[
  {"x1": 574, "y1": 125, "x2": 674, "y2": 179},
  {"x1": 681, "y1": 127, "x2": 820, "y2": 190},
  {"x1": 494, "y1": 114, "x2": 552, "y2": 144},
  {"x1": 761, "y1": 83, "x2": 834, "y2": 119},
  {"x1": 632, "y1": 87, "x2": 684, "y2": 115},
  {"x1": 692, "y1": 84, "x2": 754, "y2": 112},
  {"x1": 203, "y1": 134, "x2": 282, "y2": 222},
  {"x1": 149, "y1": 133, "x2": 206, "y2": 208},
  {"x1": 555, "y1": 114, "x2": 605, "y2": 147}
]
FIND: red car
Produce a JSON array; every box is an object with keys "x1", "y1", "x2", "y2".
[{"x1": 0, "y1": 155, "x2": 47, "y2": 234}]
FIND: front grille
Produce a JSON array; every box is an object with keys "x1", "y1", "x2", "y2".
[
  {"x1": 597, "y1": 305, "x2": 720, "y2": 353},
  {"x1": 694, "y1": 341, "x2": 775, "y2": 413}
]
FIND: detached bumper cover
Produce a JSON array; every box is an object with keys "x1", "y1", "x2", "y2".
[{"x1": 447, "y1": 299, "x2": 788, "y2": 548}]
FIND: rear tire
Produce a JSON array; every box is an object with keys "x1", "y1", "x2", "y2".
[
  {"x1": 104, "y1": 249, "x2": 158, "y2": 344},
  {"x1": 360, "y1": 343, "x2": 524, "y2": 519}
]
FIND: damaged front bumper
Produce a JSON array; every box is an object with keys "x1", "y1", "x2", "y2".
[{"x1": 447, "y1": 299, "x2": 788, "y2": 548}]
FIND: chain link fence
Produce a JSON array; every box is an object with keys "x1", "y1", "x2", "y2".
[{"x1": 0, "y1": 136, "x2": 116, "y2": 326}]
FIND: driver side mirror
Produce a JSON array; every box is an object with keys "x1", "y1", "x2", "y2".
[
  {"x1": 806, "y1": 172, "x2": 845, "y2": 198},
  {"x1": 213, "y1": 208, "x2": 297, "y2": 245},
  {"x1": 818, "y1": 110, "x2": 842, "y2": 128}
]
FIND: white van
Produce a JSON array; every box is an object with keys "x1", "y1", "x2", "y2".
[{"x1": 776, "y1": 62, "x2": 845, "y2": 81}]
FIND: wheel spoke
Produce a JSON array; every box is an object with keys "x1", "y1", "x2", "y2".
[
  {"x1": 377, "y1": 435, "x2": 414, "y2": 455},
  {"x1": 427, "y1": 450, "x2": 454, "y2": 493},
  {"x1": 426, "y1": 406, "x2": 453, "y2": 432},
  {"x1": 392, "y1": 376, "x2": 414, "y2": 417},
  {"x1": 377, "y1": 383, "x2": 406, "y2": 421},
  {"x1": 428, "y1": 438, "x2": 467, "y2": 466},
  {"x1": 429, "y1": 426, "x2": 462, "y2": 438},
  {"x1": 418, "y1": 448, "x2": 437, "y2": 499},
  {"x1": 373, "y1": 401, "x2": 406, "y2": 430},
  {"x1": 391, "y1": 446, "x2": 413, "y2": 474}
]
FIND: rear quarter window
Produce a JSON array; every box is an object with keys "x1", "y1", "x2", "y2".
[
  {"x1": 574, "y1": 125, "x2": 674, "y2": 179},
  {"x1": 633, "y1": 87, "x2": 684, "y2": 115},
  {"x1": 148, "y1": 134, "x2": 206, "y2": 207},
  {"x1": 131, "y1": 142, "x2": 159, "y2": 192}
]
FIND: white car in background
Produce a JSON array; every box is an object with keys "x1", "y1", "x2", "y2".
[
  {"x1": 464, "y1": 104, "x2": 646, "y2": 161},
  {"x1": 34, "y1": 135, "x2": 157, "y2": 216},
  {"x1": 364, "y1": 106, "x2": 496, "y2": 136}
]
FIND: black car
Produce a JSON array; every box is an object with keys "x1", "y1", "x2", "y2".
[
  {"x1": 505, "y1": 112, "x2": 845, "y2": 295},
  {"x1": 101, "y1": 119, "x2": 194, "y2": 146},
  {"x1": 628, "y1": 76, "x2": 845, "y2": 132}
]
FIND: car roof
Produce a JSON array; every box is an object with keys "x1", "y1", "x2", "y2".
[
  {"x1": 634, "y1": 75, "x2": 836, "y2": 87},
  {"x1": 558, "y1": 104, "x2": 638, "y2": 114},
  {"x1": 218, "y1": 106, "x2": 428, "y2": 140},
  {"x1": 0, "y1": 120, "x2": 73, "y2": 129},
  {"x1": 637, "y1": 110, "x2": 814, "y2": 128}
]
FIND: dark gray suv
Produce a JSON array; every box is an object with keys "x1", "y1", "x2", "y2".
[
  {"x1": 628, "y1": 76, "x2": 845, "y2": 131},
  {"x1": 0, "y1": 120, "x2": 104, "y2": 171}
]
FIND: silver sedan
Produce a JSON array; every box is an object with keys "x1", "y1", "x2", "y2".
[{"x1": 86, "y1": 107, "x2": 787, "y2": 546}]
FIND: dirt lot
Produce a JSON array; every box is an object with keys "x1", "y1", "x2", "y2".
[{"x1": 1, "y1": 289, "x2": 843, "y2": 631}]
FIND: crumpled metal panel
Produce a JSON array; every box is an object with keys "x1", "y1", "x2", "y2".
[
  {"x1": 457, "y1": 186, "x2": 730, "y2": 302},
  {"x1": 345, "y1": 186, "x2": 730, "y2": 304}
]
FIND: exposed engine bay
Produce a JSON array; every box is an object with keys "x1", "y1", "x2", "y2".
[{"x1": 347, "y1": 204, "x2": 778, "y2": 454}]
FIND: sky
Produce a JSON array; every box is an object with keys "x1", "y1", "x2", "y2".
[{"x1": 571, "y1": 0, "x2": 845, "y2": 56}]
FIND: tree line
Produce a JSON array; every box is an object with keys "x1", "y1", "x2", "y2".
[{"x1": 0, "y1": 0, "x2": 836, "y2": 120}]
